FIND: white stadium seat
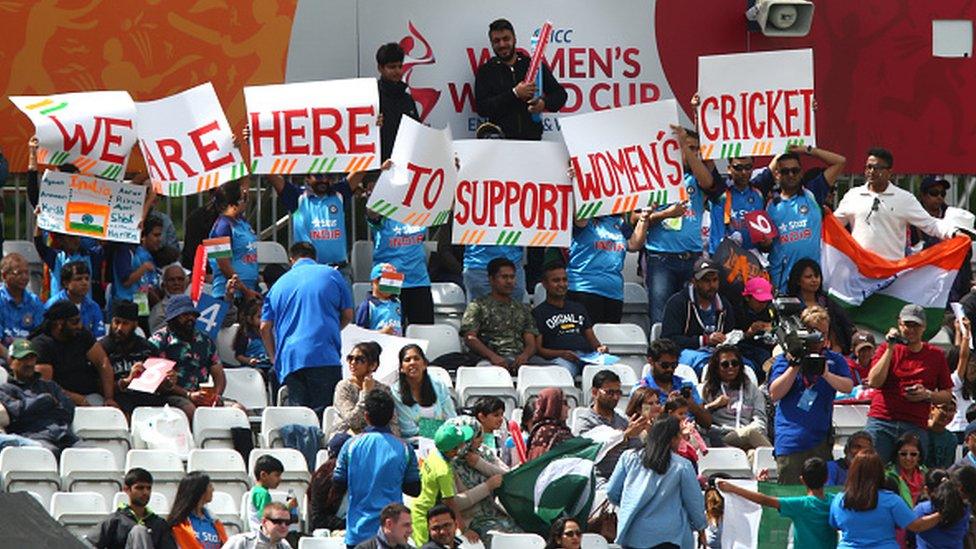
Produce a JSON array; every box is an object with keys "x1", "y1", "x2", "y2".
[
  {"x1": 50, "y1": 492, "x2": 108, "y2": 537},
  {"x1": 322, "y1": 406, "x2": 341, "y2": 437},
  {"x1": 516, "y1": 365, "x2": 582, "y2": 408},
  {"x1": 699, "y1": 447, "x2": 753, "y2": 479},
  {"x1": 72, "y1": 406, "x2": 131, "y2": 468},
  {"x1": 593, "y1": 323, "x2": 647, "y2": 355},
  {"x1": 223, "y1": 367, "x2": 270, "y2": 413},
  {"x1": 833, "y1": 404, "x2": 869, "y2": 440},
  {"x1": 216, "y1": 324, "x2": 241, "y2": 367},
  {"x1": 256, "y1": 241, "x2": 289, "y2": 265},
  {"x1": 187, "y1": 449, "x2": 251, "y2": 505},
  {"x1": 124, "y1": 449, "x2": 185, "y2": 504},
  {"x1": 488, "y1": 531, "x2": 546, "y2": 548},
  {"x1": 431, "y1": 282, "x2": 467, "y2": 315},
  {"x1": 405, "y1": 323, "x2": 462, "y2": 361},
  {"x1": 194, "y1": 406, "x2": 250, "y2": 449},
  {"x1": 130, "y1": 406, "x2": 194, "y2": 459},
  {"x1": 569, "y1": 406, "x2": 589, "y2": 436},
  {"x1": 352, "y1": 282, "x2": 371, "y2": 307},
  {"x1": 113, "y1": 491, "x2": 170, "y2": 514},
  {"x1": 299, "y1": 537, "x2": 348, "y2": 548},
  {"x1": 260, "y1": 406, "x2": 320, "y2": 448},
  {"x1": 581, "y1": 532, "x2": 610, "y2": 548},
  {"x1": 456, "y1": 366, "x2": 518, "y2": 412},
  {"x1": 209, "y1": 490, "x2": 244, "y2": 535},
  {"x1": 753, "y1": 446, "x2": 777, "y2": 480},
  {"x1": 0, "y1": 447, "x2": 61, "y2": 506},
  {"x1": 59, "y1": 448, "x2": 122, "y2": 504}
]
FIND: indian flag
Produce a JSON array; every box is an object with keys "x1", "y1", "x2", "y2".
[
  {"x1": 66, "y1": 203, "x2": 108, "y2": 237},
  {"x1": 720, "y1": 480, "x2": 840, "y2": 548},
  {"x1": 378, "y1": 270, "x2": 404, "y2": 295},
  {"x1": 822, "y1": 214, "x2": 971, "y2": 340},
  {"x1": 203, "y1": 237, "x2": 232, "y2": 260}
]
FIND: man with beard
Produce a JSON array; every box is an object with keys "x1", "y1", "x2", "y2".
[
  {"x1": 576, "y1": 370, "x2": 650, "y2": 486},
  {"x1": 639, "y1": 338, "x2": 712, "y2": 428},
  {"x1": 148, "y1": 295, "x2": 234, "y2": 420},
  {"x1": 101, "y1": 300, "x2": 175, "y2": 416},
  {"x1": 149, "y1": 264, "x2": 188, "y2": 333},
  {"x1": 376, "y1": 42, "x2": 419, "y2": 161},
  {"x1": 31, "y1": 300, "x2": 117, "y2": 408},
  {"x1": 660, "y1": 258, "x2": 737, "y2": 356},
  {"x1": 88, "y1": 468, "x2": 177, "y2": 549}
]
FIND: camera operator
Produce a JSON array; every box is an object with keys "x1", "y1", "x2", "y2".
[
  {"x1": 864, "y1": 304, "x2": 952, "y2": 464},
  {"x1": 769, "y1": 305, "x2": 853, "y2": 484}
]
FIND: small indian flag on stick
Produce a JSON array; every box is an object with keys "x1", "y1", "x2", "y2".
[
  {"x1": 371, "y1": 262, "x2": 404, "y2": 295},
  {"x1": 203, "y1": 237, "x2": 232, "y2": 260}
]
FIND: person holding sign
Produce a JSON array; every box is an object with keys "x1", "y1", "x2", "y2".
[
  {"x1": 355, "y1": 263, "x2": 405, "y2": 336},
  {"x1": 208, "y1": 179, "x2": 261, "y2": 301},
  {"x1": 376, "y1": 42, "x2": 420, "y2": 161},
  {"x1": 474, "y1": 18, "x2": 567, "y2": 142},
  {"x1": 704, "y1": 155, "x2": 766, "y2": 254},
  {"x1": 45, "y1": 260, "x2": 105, "y2": 338},
  {"x1": 633, "y1": 127, "x2": 718, "y2": 326},
  {"x1": 762, "y1": 146, "x2": 846, "y2": 291},
  {"x1": 367, "y1": 196, "x2": 434, "y2": 325},
  {"x1": 111, "y1": 216, "x2": 163, "y2": 329}
]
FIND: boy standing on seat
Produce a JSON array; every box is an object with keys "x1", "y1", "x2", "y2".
[
  {"x1": 249, "y1": 455, "x2": 298, "y2": 532},
  {"x1": 354, "y1": 263, "x2": 404, "y2": 336}
]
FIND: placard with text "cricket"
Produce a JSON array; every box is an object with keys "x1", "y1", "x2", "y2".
[
  {"x1": 560, "y1": 99, "x2": 685, "y2": 219},
  {"x1": 244, "y1": 78, "x2": 380, "y2": 175},
  {"x1": 697, "y1": 48, "x2": 815, "y2": 159},
  {"x1": 452, "y1": 140, "x2": 573, "y2": 248}
]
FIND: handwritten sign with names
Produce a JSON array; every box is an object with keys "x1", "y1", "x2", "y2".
[{"x1": 37, "y1": 170, "x2": 146, "y2": 243}]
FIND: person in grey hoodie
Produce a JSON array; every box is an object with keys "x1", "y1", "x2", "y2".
[{"x1": 700, "y1": 344, "x2": 771, "y2": 450}]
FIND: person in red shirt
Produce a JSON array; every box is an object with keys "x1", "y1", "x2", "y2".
[{"x1": 865, "y1": 304, "x2": 953, "y2": 463}]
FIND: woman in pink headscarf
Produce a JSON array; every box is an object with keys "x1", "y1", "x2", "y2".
[{"x1": 526, "y1": 388, "x2": 573, "y2": 460}]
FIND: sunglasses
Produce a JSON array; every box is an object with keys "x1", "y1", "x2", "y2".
[
  {"x1": 720, "y1": 359, "x2": 742, "y2": 369},
  {"x1": 865, "y1": 163, "x2": 890, "y2": 172},
  {"x1": 731, "y1": 164, "x2": 753, "y2": 172},
  {"x1": 778, "y1": 167, "x2": 801, "y2": 176},
  {"x1": 266, "y1": 518, "x2": 290, "y2": 526},
  {"x1": 562, "y1": 530, "x2": 582, "y2": 538},
  {"x1": 899, "y1": 451, "x2": 919, "y2": 457},
  {"x1": 926, "y1": 189, "x2": 947, "y2": 197},
  {"x1": 346, "y1": 354, "x2": 368, "y2": 364},
  {"x1": 600, "y1": 388, "x2": 623, "y2": 396},
  {"x1": 656, "y1": 361, "x2": 678, "y2": 370}
]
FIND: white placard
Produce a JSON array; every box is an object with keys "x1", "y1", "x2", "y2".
[{"x1": 37, "y1": 170, "x2": 146, "y2": 244}]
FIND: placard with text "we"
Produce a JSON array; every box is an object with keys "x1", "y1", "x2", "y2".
[
  {"x1": 697, "y1": 48, "x2": 815, "y2": 160},
  {"x1": 452, "y1": 140, "x2": 573, "y2": 248},
  {"x1": 135, "y1": 82, "x2": 248, "y2": 196},
  {"x1": 561, "y1": 99, "x2": 685, "y2": 219},
  {"x1": 244, "y1": 78, "x2": 380, "y2": 176},
  {"x1": 10, "y1": 91, "x2": 137, "y2": 181},
  {"x1": 367, "y1": 117, "x2": 456, "y2": 227}
]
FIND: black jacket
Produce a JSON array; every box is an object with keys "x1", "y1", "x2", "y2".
[
  {"x1": 0, "y1": 375, "x2": 77, "y2": 448},
  {"x1": 88, "y1": 505, "x2": 177, "y2": 549},
  {"x1": 474, "y1": 52, "x2": 567, "y2": 140},
  {"x1": 378, "y1": 78, "x2": 420, "y2": 161},
  {"x1": 660, "y1": 286, "x2": 736, "y2": 352},
  {"x1": 354, "y1": 533, "x2": 410, "y2": 549}
]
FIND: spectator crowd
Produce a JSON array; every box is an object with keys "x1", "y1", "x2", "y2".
[{"x1": 2, "y1": 16, "x2": 976, "y2": 549}]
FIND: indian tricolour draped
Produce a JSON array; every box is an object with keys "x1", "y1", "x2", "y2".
[{"x1": 821, "y1": 214, "x2": 970, "y2": 339}]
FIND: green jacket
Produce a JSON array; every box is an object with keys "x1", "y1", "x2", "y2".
[{"x1": 885, "y1": 464, "x2": 928, "y2": 507}]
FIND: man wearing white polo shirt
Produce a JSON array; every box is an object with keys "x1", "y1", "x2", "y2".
[{"x1": 833, "y1": 147, "x2": 956, "y2": 260}]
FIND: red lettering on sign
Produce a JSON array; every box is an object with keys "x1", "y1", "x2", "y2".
[
  {"x1": 50, "y1": 115, "x2": 132, "y2": 165},
  {"x1": 248, "y1": 106, "x2": 377, "y2": 158},
  {"x1": 571, "y1": 133, "x2": 683, "y2": 201},
  {"x1": 188, "y1": 120, "x2": 234, "y2": 171},
  {"x1": 454, "y1": 179, "x2": 573, "y2": 231},
  {"x1": 699, "y1": 88, "x2": 815, "y2": 142}
]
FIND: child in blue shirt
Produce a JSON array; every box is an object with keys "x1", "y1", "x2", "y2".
[
  {"x1": 233, "y1": 299, "x2": 271, "y2": 371},
  {"x1": 354, "y1": 263, "x2": 403, "y2": 336}
]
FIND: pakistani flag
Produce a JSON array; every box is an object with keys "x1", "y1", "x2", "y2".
[
  {"x1": 497, "y1": 437, "x2": 601, "y2": 536},
  {"x1": 720, "y1": 481, "x2": 841, "y2": 548},
  {"x1": 822, "y1": 214, "x2": 970, "y2": 340}
]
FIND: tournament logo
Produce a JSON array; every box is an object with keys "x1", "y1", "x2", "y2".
[
  {"x1": 799, "y1": 204, "x2": 809, "y2": 215},
  {"x1": 400, "y1": 22, "x2": 440, "y2": 122},
  {"x1": 328, "y1": 204, "x2": 339, "y2": 215}
]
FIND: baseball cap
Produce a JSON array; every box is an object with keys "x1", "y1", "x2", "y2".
[
  {"x1": 370, "y1": 263, "x2": 398, "y2": 281},
  {"x1": 742, "y1": 277, "x2": 774, "y2": 302},
  {"x1": 965, "y1": 421, "x2": 976, "y2": 440},
  {"x1": 920, "y1": 176, "x2": 950, "y2": 194},
  {"x1": 112, "y1": 300, "x2": 139, "y2": 322},
  {"x1": 898, "y1": 304, "x2": 926, "y2": 325},
  {"x1": 9, "y1": 339, "x2": 36, "y2": 360},
  {"x1": 852, "y1": 331, "x2": 876, "y2": 353},
  {"x1": 692, "y1": 257, "x2": 719, "y2": 280},
  {"x1": 433, "y1": 421, "x2": 475, "y2": 453},
  {"x1": 165, "y1": 295, "x2": 199, "y2": 322}
]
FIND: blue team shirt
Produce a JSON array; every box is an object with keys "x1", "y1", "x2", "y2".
[
  {"x1": 45, "y1": 290, "x2": 105, "y2": 338},
  {"x1": 569, "y1": 216, "x2": 633, "y2": 301},
  {"x1": 281, "y1": 180, "x2": 351, "y2": 265},
  {"x1": 769, "y1": 350, "x2": 850, "y2": 456},
  {"x1": 766, "y1": 173, "x2": 830, "y2": 291},
  {"x1": 640, "y1": 373, "x2": 703, "y2": 406},
  {"x1": 463, "y1": 244, "x2": 523, "y2": 271},
  {"x1": 913, "y1": 500, "x2": 970, "y2": 549},
  {"x1": 209, "y1": 215, "x2": 259, "y2": 298},
  {"x1": 644, "y1": 173, "x2": 707, "y2": 254},
  {"x1": 708, "y1": 184, "x2": 765, "y2": 253},
  {"x1": 0, "y1": 285, "x2": 45, "y2": 345},
  {"x1": 354, "y1": 295, "x2": 403, "y2": 336},
  {"x1": 369, "y1": 217, "x2": 430, "y2": 288},
  {"x1": 829, "y1": 490, "x2": 915, "y2": 549},
  {"x1": 111, "y1": 245, "x2": 158, "y2": 304},
  {"x1": 187, "y1": 510, "x2": 223, "y2": 549},
  {"x1": 52, "y1": 252, "x2": 93, "y2": 298},
  {"x1": 36, "y1": 233, "x2": 100, "y2": 298},
  {"x1": 333, "y1": 426, "x2": 420, "y2": 546},
  {"x1": 261, "y1": 258, "x2": 352, "y2": 383}
]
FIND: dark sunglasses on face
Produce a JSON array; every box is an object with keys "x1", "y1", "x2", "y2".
[
  {"x1": 926, "y1": 189, "x2": 947, "y2": 197},
  {"x1": 865, "y1": 163, "x2": 889, "y2": 172},
  {"x1": 656, "y1": 360, "x2": 678, "y2": 370},
  {"x1": 347, "y1": 354, "x2": 367, "y2": 364},
  {"x1": 731, "y1": 164, "x2": 753, "y2": 172},
  {"x1": 266, "y1": 518, "x2": 290, "y2": 526},
  {"x1": 720, "y1": 359, "x2": 742, "y2": 369},
  {"x1": 778, "y1": 167, "x2": 801, "y2": 176}
]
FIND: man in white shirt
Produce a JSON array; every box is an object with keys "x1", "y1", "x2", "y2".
[{"x1": 833, "y1": 147, "x2": 955, "y2": 260}]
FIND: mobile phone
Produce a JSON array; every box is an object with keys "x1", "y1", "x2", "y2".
[{"x1": 642, "y1": 403, "x2": 653, "y2": 419}]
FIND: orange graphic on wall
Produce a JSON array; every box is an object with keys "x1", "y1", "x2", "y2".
[{"x1": 0, "y1": 0, "x2": 298, "y2": 171}]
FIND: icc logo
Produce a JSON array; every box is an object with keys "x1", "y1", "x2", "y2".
[
  {"x1": 535, "y1": 27, "x2": 573, "y2": 43},
  {"x1": 399, "y1": 22, "x2": 440, "y2": 122}
]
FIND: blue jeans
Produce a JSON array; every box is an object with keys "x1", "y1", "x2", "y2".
[
  {"x1": 463, "y1": 268, "x2": 526, "y2": 303},
  {"x1": 865, "y1": 416, "x2": 929, "y2": 463},
  {"x1": 284, "y1": 366, "x2": 343, "y2": 417},
  {"x1": 644, "y1": 252, "x2": 698, "y2": 325},
  {"x1": 550, "y1": 356, "x2": 581, "y2": 377}
]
